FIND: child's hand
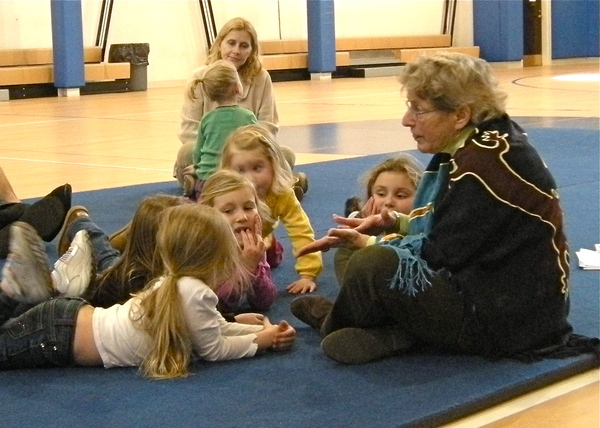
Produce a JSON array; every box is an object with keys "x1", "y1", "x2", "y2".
[
  {"x1": 181, "y1": 164, "x2": 197, "y2": 178},
  {"x1": 234, "y1": 313, "x2": 265, "y2": 325},
  {"x1": 254, "y1": 317, "x2": 279, "y2": 350},
  {"x1": 286, "y1": 277, "x2": 317, "y2": 294},
  {"x1": 360, "y1": 196, "x2": 380, "y2": 217},
  {"x1": 271, "y1": 320, "x2": 296, "y2": 351},
  {"x1": 254, "y1": 318, "x2": 297, "y2": 351},
  {"x1": 240, "y1": 216, "x2": 265, "y2": 272}
]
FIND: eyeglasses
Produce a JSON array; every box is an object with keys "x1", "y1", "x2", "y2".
[{"x1": 405, "y1": 100, "x2": 437, "y2": 119}]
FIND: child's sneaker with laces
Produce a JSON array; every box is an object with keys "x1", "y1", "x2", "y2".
[
  {"x1": 0, "y1": 222, "x2": 53, "y2": 304},
  {"x1": 51, "y1": 229, "x2": 95, "y2": 297}
]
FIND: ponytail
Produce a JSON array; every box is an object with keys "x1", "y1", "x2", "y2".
[{"x1": 136, "y1": 275, "x2": 193, "y2": 379}]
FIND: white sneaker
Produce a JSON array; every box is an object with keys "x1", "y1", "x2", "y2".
[
  {"x1": 0, "y1": 222, "x2": 53, "y2": 304},
  {"x1": 51, "y1": 230, "x2": 94, "y2": 297}
]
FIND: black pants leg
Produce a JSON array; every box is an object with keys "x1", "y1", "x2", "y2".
[{"x1": 324, "y1": 245, "x2": 465, "y2": 351}]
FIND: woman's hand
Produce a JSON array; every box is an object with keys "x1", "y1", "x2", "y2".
[
  {"x1": 334, "y1": 208, "x2": 397, "y2": 236},
  {"x1": 295, "y1": 228, "x2": 371, "y2": 257},
  {"x1": 286, "y1": 277, "x2": 317, "y2": 294}
]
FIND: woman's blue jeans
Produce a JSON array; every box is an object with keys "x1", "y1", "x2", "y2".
[{"x1": 0, "y1": 295, "x2": 86, "y2": 369}]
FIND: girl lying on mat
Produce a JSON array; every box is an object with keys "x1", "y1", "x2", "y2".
[
  {"x1": 55, "y1": 181, "x2": 276, "y2": 321},
  {"x1": 0, "y1": 204, "x2": 295, "y2": 379},
  {"x1": 291, "y1": 52, "x2": 599, "y2": 365},
  {"x1": 55, "y1": 194, "x2": 186, "y2": 307},
  {"x1": 220, "y1": 124, "x2": 322, "y2": 294},
  {"x1": 333, "y1": 153, "x2": 424, "y2": 287},
  {"x1": 200, "y1": 170, "x2": 278, "y2": 315}
]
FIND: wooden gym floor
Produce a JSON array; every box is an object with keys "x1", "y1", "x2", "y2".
[{"x1": 0, "y1": 57, "x2": 598, "y2": 427}]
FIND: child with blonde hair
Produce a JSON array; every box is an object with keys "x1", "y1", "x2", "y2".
[
  {"x1": 0, "y1": 205, "x2": 296, "y2": 378},
  {"x1": 54, "y1": 194, "x2": 187, "y2": 306},
  {"x1": 220, "y1": 124, "x2": 322, "y2": 294},
  {"x1": 345, "y1": 154, "x2": 424, "y2": 218},
  {"x1": 181, "y1": 59, "x2": 258, "y2": 199},
  {"x1": 200, "y1": 169, "x2": 277, "y2": 314},
  {"x1": 296, "y1": 154, "x2": 424, "y2": 286}
]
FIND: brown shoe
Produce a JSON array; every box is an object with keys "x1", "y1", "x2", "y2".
[
  {"x1": 56, "y1": 205, "x2": 89, "y2": 256},
  {"x1": 182, "y1": 175, "x2": 196, "y2": 198},
  {"x1": 294, "y1": 172, "x2": 308, "y2": 194},
  {"x1": 109, "y1": 222, "x2": 131, "y2": 253},
  {"x1": 321, "y1": 327, "x2": 413, "y2": 364},
  {"x1": 293, "y1": 185, "x2": 304, "y2": 202},
  {"x1": 290, "y1": 296, "x2": 332, "y2": 330}
]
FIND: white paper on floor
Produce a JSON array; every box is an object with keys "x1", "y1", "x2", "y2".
[{"x1": 576, "y1": 244, "x2": 600, "y2": 270}]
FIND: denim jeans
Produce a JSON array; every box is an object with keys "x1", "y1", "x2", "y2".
[
  {"x1": 69, "y1": 217, "x2": 120, "y2": 273},
  {"x1": 0, "y1": 296, "x2": 86, "y2": 369}
]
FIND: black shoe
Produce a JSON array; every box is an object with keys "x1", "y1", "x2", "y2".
[
  {"x1": 344, "y1": 196, "x2": 362, "y2": 217},
  {"x1": 290, "y1": 296, "x2": 333, "y2": 330},
  {"x1": 0, "y1": 184, "x2": 71, "y2": 258},
  {"x1": 19, "y1": 183, "x2": 72, "y2": 242},
  {"x1": 0, "y1": 203, "x2": 30, "y2": 258},
  {"x1": 0, "y1": 203, "x2": 29, "y2": 229},
  {"x1": 321, "y1": 327, "x2": 413, "y2": 364}
]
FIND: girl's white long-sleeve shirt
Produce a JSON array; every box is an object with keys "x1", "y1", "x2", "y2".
[{"x1": 92, "y1": 276, "x2": 263, "y2": 368}]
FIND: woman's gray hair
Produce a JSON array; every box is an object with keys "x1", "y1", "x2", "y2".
[{"x1": 399, "y1": 52, "x2": 507, "y2": 125}]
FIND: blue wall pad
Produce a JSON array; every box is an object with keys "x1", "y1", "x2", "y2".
[
  {"x1": 552, "y1": 0, "x2": 600, "y2": 58},
  {"x1": 473, "y1": 0, "x2": 523, "y2": 62},
  {"x1": 50, "y1": 0, "x2": 85, "y2": 88},
  {"x1": 307, "y1": 0, "x2": 336, "y2": 73}
]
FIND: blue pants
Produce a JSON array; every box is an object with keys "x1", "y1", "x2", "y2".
[
  {"x1": 0, "y1": 295, "x2": 86, "y2": 369},
  {"x1": 69, "y1": 217, "x2": 120, "y2": 273}
]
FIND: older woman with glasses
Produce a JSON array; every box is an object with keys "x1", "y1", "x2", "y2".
[{"x1": 290, "y1": 52, "x2": 598, "y2": 364}]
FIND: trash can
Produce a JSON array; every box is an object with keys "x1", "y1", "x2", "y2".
[{"x1": 108, "y1": 43, "x2": 150, "y2": 91}]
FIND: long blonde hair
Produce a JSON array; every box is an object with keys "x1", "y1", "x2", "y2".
[
  {"x1": 186, "y1": 60, "x2": 240, "y2": 104},
  {"x1": 220, "y1": 124, "x2": 295, "y2": 198},
  {"x1": 206, "y1": 17, "x2": 262, "y2": 82},
  {"x1": 89, "y1": 195, "x2": 186, "y2": 307},
  {"x1": 135, "y1": 204, "x2": 243, "y2": 379}
]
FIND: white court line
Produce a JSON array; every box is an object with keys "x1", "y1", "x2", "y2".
[
  {"x1": 0, "y1": 117, "x2": 81, "y2": 128},
  {"x1": 0, "y1": 93, "x2": 399, "y2": 128},
  {"x1": 0, "y1": 111, "x2": 178, "y2": 128},
  {"x1": 0, "y1": 105, "x2": 182, "y2": 125},
  {"x1": 0, "y1": 157, "x2": 171, "y2": 172}
]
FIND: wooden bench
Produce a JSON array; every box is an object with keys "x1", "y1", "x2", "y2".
[
  {"x1": 335, "y1": 35, "x2": 452, "y2": 51},
  {"x1": 258, "y1": 35, "x2": 478, "y2": 71},
  {"x1": 0, "y1": 46, "x2": 130, "y2": 86},
  {"x1": 259, "y1": 39, "x2": 350, "y2": 70},
  {"x1": 260, "y1": 52, "x2": 350, "y2": 71},
  {"x1": 394, "y1": 46, "x2": 480, "y2": 63}
]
